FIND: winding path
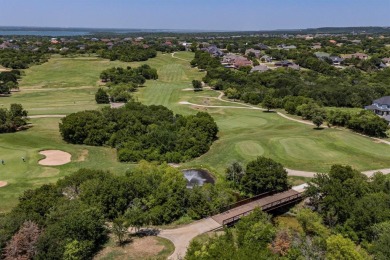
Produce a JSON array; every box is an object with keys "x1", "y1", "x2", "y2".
[
  {"x1": 27, "y1": 102, "x2": 390, "y2": 178},
  {"x1": 171, "y1": 52, "x2": 191, "y2": 62}
]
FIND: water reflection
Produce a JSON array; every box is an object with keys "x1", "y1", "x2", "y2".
[{"x1": 182, "y1": 169, "x2": 214, "y2": 189}]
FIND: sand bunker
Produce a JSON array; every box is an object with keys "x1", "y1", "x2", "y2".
[
  {"x1": 0, "y1": 181, "x2": 8, "y2": 188},
  {"x1": 39, "y1": 150, "x2": 71, "y2": 166}
]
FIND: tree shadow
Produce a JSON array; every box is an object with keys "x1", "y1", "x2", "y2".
[
  {"x1": 262, "y1": 110, "x2": 276, "y2": 113},
  {"x1": 313, "y1": 127, "x2": 325, "y2": 130}
]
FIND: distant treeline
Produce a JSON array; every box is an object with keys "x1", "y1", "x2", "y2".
[
  {"x1": 0, "y1": 49, "x2": 48, "y2": 69},
  {"x1": 100, "y1": 44, "x2": 157, "y2": 62},
  {"x1": 60, "y1": 102, "x2": 218, "y2": 163}
]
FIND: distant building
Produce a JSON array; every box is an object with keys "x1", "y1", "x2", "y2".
[
  {"x1": 203, "y1": 45, "x2": 224, "y2": 57},
  {"x1": 260, "y1": 55, "x2": 273, "y2": 62},
  {"x1": 256, "y1": 43, "x2": 269, "y2": 50},
  {"x1": 342, "y1": 53, "x2": 369, "y2": 60},
  {"x1": 277, "y1": 44, "x2": 297, "y2": 50},
  {"x1": 314, "y1": 52, "x2": 330, "y2": 59},
  {"x1": 250, "y1": 65, "x2": 269, "y2": 73},
  {"x1": 382, "y1": 58, "x2": 390, "y2": 65},
  {"x1": 365, "y1": 96, "x2": 390, "y2": 122},
  {"x1": 222, "y1": 53, "x2": 252, "y2": 68},
  {"x1": 329, "y1": 56, "x2": 344, "y2": 66},
  {"x1": 245, "y1": 48, "x2": 261, "y2": 58},
  {"x1": 275, "y1": 60, "x2": 300, "y2": 70}
]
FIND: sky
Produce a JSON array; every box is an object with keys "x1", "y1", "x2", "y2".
[{"x1": 0, "y1": 0, "x2": 389, "y2": 31}]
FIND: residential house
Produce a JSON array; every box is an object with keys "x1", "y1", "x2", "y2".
[
  {"x1": 329, "y1": 40, "x2": 337, "y2": 44},
  {"x1": 351, "y1": 39, "x2": 362, "y2": 44},
  {"x1": 256, "y1": 43, "x2": 269, "y2": 50},
  {"x1": 260, "y1": 55, "x2": 272, "y2": 62},
  {"x1": 245, "y1": 48, "x2": 261, "y2": 58},
  {"x1": 277, "y1": 44, "x2": 297, "y2": 50},
  {"x1": 222, "y1": 53, "x2": 252, "y2": 68},
  {"x1": 365, "y1": 96, "x2": 390, "y2": 123},
  {"x1": 329, "y1": 56, "x2": 344, "y2": 66},
  {"x1": 351, "y1": 52, "x2": 368, "y2": 60},
  {"x1": 250, "y1": 65, "x2": 269, "y2": 73},
  {"x1": 0, "y1": 42, "x2": 10, "y2": 49},
  {"x1": 275, "y1": 60, "x2": 300, "y2": 70},
  {"x1": 382, "y1": 58, "x2": 390, "y2": 65},
  {"x1": 204, "y1": 45, "x2": 224, "y2": 57},
  {"x1": 234, "y1": 58, "x2": 253, "y2": 68},
  {"x1": 311, "y1": 43, "x2": 322, "y2": 50},
  {"x1": 342, "y1": 53, "x2": 369, "y2": 60},
  {"x1": 314, "y1": 52, "x2": 330, "y2": 59}
]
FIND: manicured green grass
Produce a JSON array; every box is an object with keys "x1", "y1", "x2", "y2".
[
  {"x1": 0, "y1": 118, "x2": 133, "y2": 213},
  {"x1": 1, "y1": 51, "x2": 390, "y2": 213},
  {"x1": 130, "y1": 52, "x2": 390, "y2": 176},
  {"x1": 0, "y1": 55, "x2": 131, "y2": 115},
  {"x1": 20, "y1": 55, "x2": 130, "y2": 89}
]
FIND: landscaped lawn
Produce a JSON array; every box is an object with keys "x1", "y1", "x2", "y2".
[
  {"x1": 1, "y1": 51, "x2": 390, "y2": 213},
  {"x1": 0, "y1": 117, "x2": 133, "y2": 213}
]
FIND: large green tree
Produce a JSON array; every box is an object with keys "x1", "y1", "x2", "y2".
[{"x1": 241, "y1": 156, "x2": 289, "y2": 195}]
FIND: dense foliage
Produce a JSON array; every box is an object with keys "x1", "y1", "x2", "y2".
[
  {"x1": 225, "y1": 157, "x2": 290, "y2": 196},
  {"x1": 304, "y1": 165, "x2": 390, "y2": 259},
  {"x1": 100, "y1": 44, "x2": 157, "y2": 62},
  {"x1": 0, "y1": 49, "x2": 48, "y2": 69},
  {"x1": 193, "y1": 50, "x2": 390, "y2": 109},
  {"x1": 98, "y1": 65, "x2": 158, "y2": 103},
  {"x1": 59, "y1": 102, "x2": 218, "y2": 163},
  {"x1": 283, "y1": 97, "x2": 389, "y2": 137},
  {"x1": 186, "y1": 207, "x2": 371, "y2": 260},
  {"x1": 0, "y1": 164, "x2": 234, "y2": 259},
  {"x1": 95, "y1": 88, "x2": 110, "y2": 104},
  {"x1": 0, "y1": 104, "x2": 28, "y2": 133},
  {"x1": 0, "y1": 70, "x2": 20, "y2": 95}
]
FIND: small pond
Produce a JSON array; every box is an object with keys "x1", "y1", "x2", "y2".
[{"x1": 182, "y1": 169, "x2": 215, "y2": 189}]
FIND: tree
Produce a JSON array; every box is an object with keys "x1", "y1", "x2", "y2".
[
  {"x1": 111, "y1": 216, "x2": 129, "y2": 245},
  {"x1": 312, "y1": 115, "x2": 324, "y2": 129},
  {"x1": 326, "y1": 234, "x2": 369, "y2": 260},
  {"x1": 262, "y1": 94, "x2": 276, "y2": 112},
  {"x1": 225, "y1": 161, "x2": 245, "y2": 187},
  {"x1": 306, "y1": 165, "x2": 369, "y2": 227},
  {"x1": 63, "y1": 240, "x2": 93, "y2": 260},
  {"x1": 371, "y1": 221, "x2": 390, "y2": 260},
  {"x1": 95, "y1": 88, "x2": 110, "y2": 104},
  {"x1": 192, "y1": 80, "x2": 203, "y2": 92},
  {"x1": 3, "y1": 221, "x2": 41, "y2": 260},
  {"x1": 296, "y1": 208, "x2": 329, "y2": 237},
  {"x1": 241, "y1": 156, "x2": 289, "y2": 195}
]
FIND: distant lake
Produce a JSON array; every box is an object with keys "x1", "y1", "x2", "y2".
[{"x1": 0, "y1": 31, "x2": 90, "y2": 36}]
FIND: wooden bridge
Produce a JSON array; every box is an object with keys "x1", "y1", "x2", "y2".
[
  {"x1": 211, "y1": 184, "x2": 307, "y2": 226},
  {"x1": 159, "y1": 184, "x2": 307, "y2": 260}
]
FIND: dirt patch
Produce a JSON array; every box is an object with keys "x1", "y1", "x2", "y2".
[
  {"x1": 38, "y1": 150, "x2": 71, "y2": 166},
  {"x1": 77, "y1": 149, "x2": 89, "y2": 162},
  {"x1": 168, "y1": 163, "x2": 181, "y2": 168},
  {"x1": 0, "y1": 181, "x2": 8, "y2": 188},
  {"x1": 94, "y1": 236, "x2": 166, "y2": 260}
]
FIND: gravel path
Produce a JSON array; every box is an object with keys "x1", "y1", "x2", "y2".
[
  {"x1": 28, "y1": 115, "x2": 66, "y2": 119},
  {"x1": 158, "y1": 218, "x2": 221, "y2": 260}
]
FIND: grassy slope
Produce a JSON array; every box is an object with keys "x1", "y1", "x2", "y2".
[
  {"x1": 132, "y1": 52, "x2": 390, "y2": 175},
  {"x1": 0, "y1": 55, "x2": 131, "y2": 115},
  {"x1": 1, "y1": 51, "x2": 390, "y2": 212}
]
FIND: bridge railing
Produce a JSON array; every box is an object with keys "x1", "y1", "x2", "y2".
[
  {"x1": 218, "y1": 190, "x2": 276, "y2": 214},
  {"x1": 221, "y1": 192, "x2": 303, "y2": 226}
]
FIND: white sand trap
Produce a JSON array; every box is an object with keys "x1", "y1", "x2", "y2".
[
  {"x1": 39, "y1": 150, "x2": 71, "y2": 166},
  {"x1": 0, "y1": 181, "x2": 8, "y2": 188}
]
